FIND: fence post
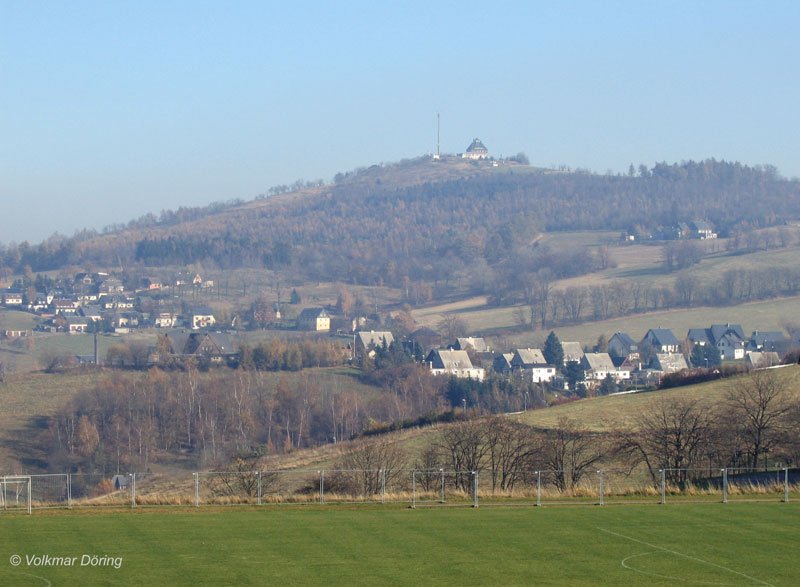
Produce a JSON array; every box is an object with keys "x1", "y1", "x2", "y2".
[
  {"x1": 722, "y1": 468, "x2": 728, "y2": 504},
  {"x1": 472, "y1": 471, "x2": 479, "y2": 508},
  {"x1": 67, "y1": 473, "x2": 72, "y2": 509},
  {"x1": 783, "y1": 467, "x2": 789, "y2": 503},
  {"x1": 598, "y1": 470, "x2": 604, "y2": 506},
  {"x1": 193, "y1": 472, "x2": 199, "y2": 507},
  {"x1": 257, "y1": 471, "x2": 262, "y2": 506},
  {"x1": 130, "y1": 473, "x2": 136, "y2": 509},
  {"x1": 536, "y1": 471, "x2": 541, "y2": 507},
  {"x1": 659, "y1": 469, "x2": 666, "y2": 505}
]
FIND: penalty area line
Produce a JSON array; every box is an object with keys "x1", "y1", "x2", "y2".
[{"x1": 597, "y1": 527, "x2": 775, "y2": 587}]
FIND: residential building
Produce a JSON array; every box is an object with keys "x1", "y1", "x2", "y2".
[
  {"x1": 425, "y1": 349, "x2": 485, "y2": 381},
  {"x1": 510, "y1": 348, "x2": 556, "y2": 383},
  {"x1": 642, "y1": 328, "x2": 681, "y2": 353},
  {"x1": 296, "y1": 308, "x2": 331, "y2": 332}
]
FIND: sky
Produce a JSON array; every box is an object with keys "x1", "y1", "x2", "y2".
[{"x1": 2, "y1": 1, "x2": 800, "y2": 244}]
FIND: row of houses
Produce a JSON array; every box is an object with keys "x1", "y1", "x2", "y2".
[{"x1": 353, "y1": 324, "x2": 795, "y2": 391}]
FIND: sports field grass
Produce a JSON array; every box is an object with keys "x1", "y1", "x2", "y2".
[{"x1": 1, "y1": 503, "x2": 798, "y2": 586}]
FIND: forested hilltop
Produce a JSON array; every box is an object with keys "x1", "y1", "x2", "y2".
[{"x1": 2, "y1": 157, "x2": 797, "y2": 289}]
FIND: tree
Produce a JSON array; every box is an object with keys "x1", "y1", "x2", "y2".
[
  {"x1": 289, "y1": 288, "x2": 301, "y2": 304},
  {"x1": 618, "y1": 398, "x2": 714, "y2": 486},
  {"x1": 542, "y1": 418, "x2": 604, "y2": 492},
  {"x1": 724, "y1": 371, "x2": 791, "y2": 470},
  {"x1": 543, "y1": 331, "x2": 564, "y2": 368},
  {"x1": 436, "y1": 313, "x2": 468, "y2": 342}
]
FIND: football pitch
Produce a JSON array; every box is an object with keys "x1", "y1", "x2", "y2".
[{"x1": 1, "y1": 503, "x2": 798, "y2": 586}]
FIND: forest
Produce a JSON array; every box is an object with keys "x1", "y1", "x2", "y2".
[{"x1": 1, "y1": 159, "x2": 797, "y2": 292}]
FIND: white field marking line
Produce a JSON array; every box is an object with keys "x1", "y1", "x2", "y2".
[
  {"x1": 598, "y1": 527, "x2": 775, "y2": 587},
  {"x1": 621, "y1": 551, "x2": 733, "y2": 585},
  {"x1": 8, "y1": 571, "x2": 52, "y2": 586}
]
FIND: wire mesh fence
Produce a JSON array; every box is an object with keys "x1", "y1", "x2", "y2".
[{"x1": 1, "y1": 467, "x2": 797, "y2": 514}]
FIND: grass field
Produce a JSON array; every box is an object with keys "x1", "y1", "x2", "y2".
[{"x1": 1, "y1": 504, "x2": 798, "y2": 586}]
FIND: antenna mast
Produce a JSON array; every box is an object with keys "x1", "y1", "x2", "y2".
[{"x1": 434, "y1": 113, "x2": 441, "y2": 160}]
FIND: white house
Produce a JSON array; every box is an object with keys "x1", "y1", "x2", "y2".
[{"x1": 426, "y1": 349, "x2": 485, "y2": 381}]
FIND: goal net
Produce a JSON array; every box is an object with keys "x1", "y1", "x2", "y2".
[{"x1": 0, "y1": 476, "x2": 32, "y2": 514}]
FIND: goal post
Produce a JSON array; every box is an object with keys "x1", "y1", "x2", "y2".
[{"x1": 1, "y1": 475, "x2": 32, "y2": 514}]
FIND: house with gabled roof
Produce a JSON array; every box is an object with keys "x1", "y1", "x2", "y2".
[
  {"x1": 453, "y1": 337, "x2": 489, "y2": 352},
  {"x1": 425, "y1": 349, "x2": 485, "y2": 381},
  {"x1": 189, "y1": 306, "x2": 216, "y2": 330},
  {"x1": 296, "y1": 308, "x2": 330, "y2": 332},
  {"x1": 492, "y1": 353, "x2": 514, "y2": 374},
  {"x1": 160, "y1": 332, "x2": 238, "y2": 364},
  {"x1": 510, "y1": 348, "x2": 556, "y2": 383},
  {"x1": 748, "y1": 331, "x2": 790, "y2": 353},
  {"x1": 461, "y1": 138, "x2": 489, "y2": 160},
  {"x1": 716, "y1": 332, "x2": 746, "y2": 361},
  {"x1": 652, "y1": 353, "x2": 689, "y2": 374},
  {"x1": 355, "y1": 331, "x2": 395, "y2": 359},
  {"x1": 581, "y1": 352, "x2": 629, "y2": 383},
  {"x1": 1, "y1": 290, "x2": 23, "y2": 307},
  {"x1": 745, "y1": 351, "x2": 781, "y2": 369},
  {"x1": 690, "y1": 220, "x2": 717, "y2": 239},
  {"x1": 687, "y1": 328, "x2": 712, "y2": 347},
  {"x1": 608, "y1": 332, "x2": 639, "y2": 360},
  {"x1": 561, "y1": 341, "x2": 585, "y2": 364},
  {"x1": 642, "y1": 328, "x2": 680, "y2": 353}
]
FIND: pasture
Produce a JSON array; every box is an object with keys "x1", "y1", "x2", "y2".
[{"x1": 1, "y1": 504, "x2": 798, "y2": 585}]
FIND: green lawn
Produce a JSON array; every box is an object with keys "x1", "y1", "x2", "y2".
[{"x1": 1, "y1": 504, "x2": 798, "y2": 585}]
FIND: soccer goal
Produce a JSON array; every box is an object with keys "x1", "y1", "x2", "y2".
[{"x1": 0, "y1": 475, "x2": 32, "y2": 514}]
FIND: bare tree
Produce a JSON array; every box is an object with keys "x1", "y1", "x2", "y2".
[
  {"x1": 617, "y1": 398, "x2": 714, "y2": 486},
  {"x1": 436, "y1": 419, "x2": 490, "y2": 491},
  {"x1": 542, "y1": 418, "x2": 604, "y2": 492},
  {"x1": 483, "y1": 417, "x2": 539, "y2": 492},
  {"x1": 333, "y1": 437, "x2": 407, "y2": 496},
  {"x1": 724, "y1": 371, "x2": 792, "y2": 470}
]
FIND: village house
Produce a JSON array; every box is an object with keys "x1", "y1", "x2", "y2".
[
  {"x1": 154, "y1": 311, "x2": 178, "y2": 328},
  {"x1": 652, "y1": 353, "x2": 689, "y2": 374},
  {"x1": 159, "y1": 332, "x2": 238, "y2": 365},
  {"x1": 1, "y1": 290, "x2": 23, "y2": 307},
  {"x1": 642, "y1": 328, "x2": 681, "y2": 353},
  {"x1": 581, "y1": 353, "x2": 629, "y2": 383},
  {"x1": 425, "y1": 349, "x2": 485, "y2": 381},
  {"x1": 296, "y1": 308, "x2": 330, "y2": 332},
  {"x1": 608, "y1": 332, "x2": 639, "y2": 360},
  {"x1": 355, "y1": 331, "x2": 395, "y2": 359},
  {"x1": 189, "y1": 306, "x2": 216, "y2": 330},
  {"x1": 745, "y1": 351, "x2": 781, "y2": 369},
  {"x1": 492, "y1": 353, "x2": 515, "y2": 374},
  {"x1": 452, "y1": 337, "x2": 489, "y2": 352},
  {"x1": 690, "y1": 220, "x2": 717, "y2": 239},
  {"x1": 510, "y1": 348, "x2": 556, "y2": 383},
  {"x1": 561, "y1": 341, "x2": 585, "y2": 364}
]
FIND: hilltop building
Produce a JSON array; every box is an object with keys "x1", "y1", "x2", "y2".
[{"x1": 462, "y1": 138, "x2": 489, "y2": 160}]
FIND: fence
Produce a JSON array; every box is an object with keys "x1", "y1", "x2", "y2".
[{"x1": 1, "y1": 467, "x2": 797, "y2": 514}]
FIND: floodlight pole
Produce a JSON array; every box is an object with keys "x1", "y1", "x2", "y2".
[
  {"x1": 536, "y1": 470, "x2": 541, "y2": 507},
  {"x1": 193, "y1": 472, "x2": 199, "y2": 507},
  {"x1": 598, "y1": 470, "x2": 604, "y2": 506},
  {"x1": 257, "y1": 471, "x2": 262, "y2": 506},
  {"x1": 130, "y1": 473, "x2": 136, "y2": 509},
  {"x1": 472, "y1": 471, "x2": 479, "y2": 508},
  {"x1": 659, "y1": 469, "x2": 666, "y2": 505},
  {"x1": 440, "y1": 469, "x2": 445, "y2": 504}
]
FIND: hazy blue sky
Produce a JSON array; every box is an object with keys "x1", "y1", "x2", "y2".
[{"x1": 2, "y1": 1, "x2": 799, "y2": 244}]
